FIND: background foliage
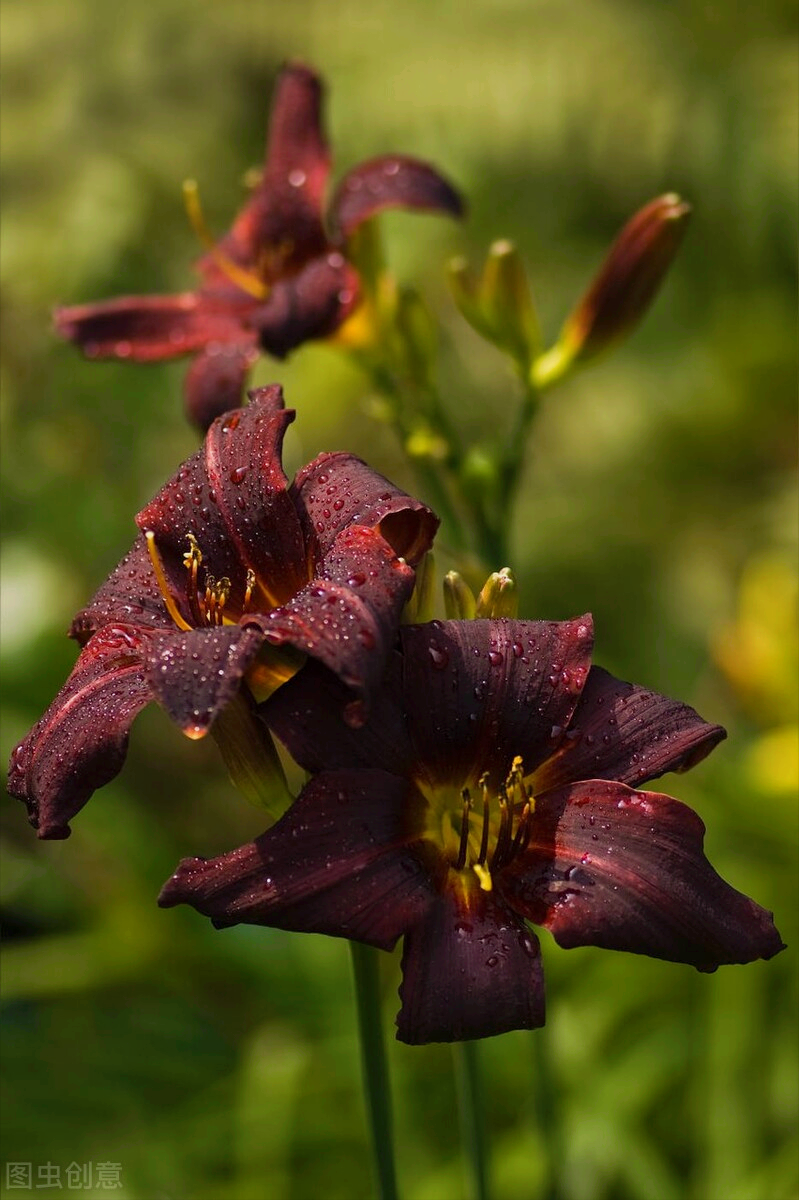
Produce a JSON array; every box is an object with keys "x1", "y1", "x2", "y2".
[{"x1": 1, "y1": 1, "x2": 797, "y2": 1198}]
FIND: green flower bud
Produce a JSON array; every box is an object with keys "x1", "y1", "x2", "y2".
[
  {"x1": 475, "y1": 568, "x2": 518, "y2": 618},
  {"x1": 443, "y1": 571, "x2": 477, "y2": 620}
]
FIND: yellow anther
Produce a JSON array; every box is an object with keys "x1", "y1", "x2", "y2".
[
  {"x1": 183, "y1": 532, "x2": 202, "y2": 602},
  {"x1": 243, "y1": 568, "x2": 256, "y2": 612},
  {"x1": 182, "y1": 179, "x2": 270, "y2": 301},
  {"x1": 214, "y1": 577, "x2": 232, "y2": 624},
  {"x1": 473, "y1": 863, "x2": 493, "y2": 892},
  {"x1": 144, "y1": 531, "x2": 193, "y2": 632}
]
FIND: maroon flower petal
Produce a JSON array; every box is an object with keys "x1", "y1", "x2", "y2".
[
  {"x1": 257, "y1": 526, "x2": 418, "y2": 723},
  {"x1": 214, "y1": 63, "x2": 330, "y2": 277},
  {"x1": 7, "y1": 625, "x2": 154, "y2": 839},
  {"x1": 53, "y1": 293, "x2": 251, "y2": 361},
  {"x1": 532, "y1": 665, "x2": 726, "y2": 793},
  {"x1": 399, "y1": 618, "x2": 595, "y2": 788},
  {"x1": 397, "y1": 887, "x2": 545, "y2": 1044},
  {"x1": 263, "y1": 652, "x2": 414, "y2": 776},
  {"x1": 502, "y1": 780, "x2": 785, "y2": 971},
  {"x1": 247, "y1": 254, "x2": 361, "y2": 358},
  {"x1": 292, "y1": 449, "x2": 439, "y2": 564},
  {"x1": 329, "y1": 155, "x2": 464, "y2": 241},
  {"x1": 159, "y1": 769, "x2": 436, "y2": 949},
  {"x1": 71, "y1": 534, "x2": 179, "y2": 645},
  {"x1": 144, "y1": 625, "x2": 265, "y2": 737},
  {"x1": 182, "y1": 341, "x2": 260, "y2": 432},
  {"x1": 137, "y1": 386, "x2": 308, "y2": 611}
]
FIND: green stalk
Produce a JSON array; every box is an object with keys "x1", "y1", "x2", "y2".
[
  {"x1": 349, "y1": 941, "x2": 400, "y2": 1200},
  {"x1": 530, "y1": 1032, "x2": 565, "y2": 1200},
  {"x1": 453, "y1": 1040, "x2": 491, "y2": 1200}
]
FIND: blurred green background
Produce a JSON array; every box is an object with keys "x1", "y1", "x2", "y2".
[{"x1": 1, "y1": 1, "x2": 797, "y2": 1197}]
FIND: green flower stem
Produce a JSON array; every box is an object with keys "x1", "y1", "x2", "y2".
[
  {"x1": 530, "y1": 1032, "x2": 565, "y2": 1200},
  {"x1": 453, "y1": 1040, "x2": 491, "y2": 1200},
  {"x1": 349, "y1": 941, "x2": 400, "y2": 1200}
]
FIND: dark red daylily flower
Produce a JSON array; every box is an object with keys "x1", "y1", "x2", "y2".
[
  {"x1": 7, "y1": 385, "x2": 438, "y2": 840},
  {"x1": 159, "y1": 617, "x2": 784, "y2": 1044},
  {"x1": 53, "y1": 62, "x2": 464, "y2": 430}
]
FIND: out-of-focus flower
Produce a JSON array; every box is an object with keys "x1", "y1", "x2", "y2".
[
  {"x1": 54, "y1": 62, "x2": 464, "y2": 430},
  {"x1": 532, "y1": 194, "x2": 691, "y2": 388},
  {"x1": 8, "y1": 386, "x2": 438, "y2": 840},
  {"x1": 713, "y1": 553, "x2": 799, "y2": 794},
  {"x1": 159, "y1": 617, "x2": 783, "y2": 1044}
]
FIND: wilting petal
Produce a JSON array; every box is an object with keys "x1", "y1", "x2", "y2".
[
  {"x1": 144, "y1": 625, "x2": 265, "y2": 737},
  {"x1": 502, "y1": 780, "x2": 785, "y2": 971},
  {"x1": 71, "y1": 534, "x2": 179, "y2": 644},
  {"x1": 159, "y1": 768, "x2": 435, "y2": 948},
  {"x1": 7, "y1": 625, "x2": 154, "y2": 839},
  {"x1": 137, "y1": 387, "x2": 307, "y2": 610},
  {"x1": 247, "y1": 254, "x2": 361, "y2": 358},
  {"x1": 397, "y1": 887, "x2": 545, "y2": 1044},
  {"x1": 532, "y1": 666, "x2": 726, "y2": 792},
  {"x1": 183, "y1": 340, "x2": 260, "y2": 432},
  {"x1": 399, "y1": 618, "x2": 594, "y2": 788},
  {"x1": 219, "y1": 63, "x2": 331, "y2": 275},
  {"x1": 53, "y1": 293, "x2": 251, "y2": 361},
  {"x1": 292, "y1": 449, "x2": 439, "y2": 564},
  {"x1": 264, "y1": 653, "x2": 414, "y2": 776},
  {"x1": 330, "y1": 155, "x2": 464, "y2": 241},
  {"x1": 257, "y1": 526, "x2": 418, "y2": 722}
]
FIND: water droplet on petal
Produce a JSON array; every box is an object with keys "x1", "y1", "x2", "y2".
[{"x1": 428, "y1": 644, "x2": 449, "y2": 669}]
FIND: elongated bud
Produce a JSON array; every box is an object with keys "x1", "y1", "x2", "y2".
[
  {"x1": 403, "y1": 552, "x2": 437, "y2": 623},
  {"x1": 443, "y1": 571, "x2": 477, "y2": 620},
  {"x1": 210, "y1": 689, "x2": 292, "y2": 823},
  {"x1": 447, "y1": 256, "x2": 494, "y2": 342},
  {"x1": 533, "y1": 194, "x2": 691, "y2": 388},
  {"x1": 448, "y1": 242, "x2": 542, "y2": 369},
  {"x1": 476, "y1": 568, "x2": 518, "y2": 618},
  {"x1": 480, "y1": 240, "x2": 542, "y2": 367}
]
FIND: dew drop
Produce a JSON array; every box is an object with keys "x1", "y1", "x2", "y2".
[
  {"x1": 230, "y1": 466, "x2": 248, "y2": 484},
  {"x1": 488, "y1": 650, "x2": 503, "y2": 667},
  {"x1": 428, "y1": 644, "x2": 449, "y2": 669}
]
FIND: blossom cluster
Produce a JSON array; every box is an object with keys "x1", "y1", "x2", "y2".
[{"x1": 9, "y1": 63, "x2": 783, "y2": 1045}]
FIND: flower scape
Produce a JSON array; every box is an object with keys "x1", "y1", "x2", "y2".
[{"x1": 53, "y1": 62, "x2": 463, "y2": 430}]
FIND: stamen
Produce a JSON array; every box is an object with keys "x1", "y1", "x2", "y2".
[
  {"x1": 510, "y1": 801, "x2": 533, "y2": 860},
  {"x1": 492, "y1": 788, "x2": 512, "y2": 870},
  {"x1": 478, "y1": 774, "x2": 491, "y2": 867},
  {"x1": 203, "y1": 574, "x2": 216, "y2": 624},
  {"x1": 214, "y1": 577, "x2": 232, "y2": 624},
  {"x1": 145, "y1": 531, "x2": 193, "y2": 632},
  {"x1": 455, "y1": 788, "x2": 471, "y2": 871},
  {"x1": 243, "y1": 568, "x2": 256, "y2": 612},
  {"x1": 182, "y1": 179, "x2": 270, "y2": 301},
  {"x1": 183, "y1": 533, "x2": 205, "y2": 625}
]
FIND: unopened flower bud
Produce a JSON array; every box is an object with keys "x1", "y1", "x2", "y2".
[
  {"x1": 533, "y1": 194, "x2": 691, "y2": 388},
  {"x1": 475, "y1": 568, "x2": 518, "y2": 618},
  {"x1": 443, "y1": 571, "x2": 477, "y2": 620},
  {"x1": 480, "y1": 240, "x2": 542, "y2": 367},
  {"x1": 404, "y1": 553, "x2": 437, "y2": 623},
  {"x1": 448, "y1": 242, "x2": 542, "y2": 369}
]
